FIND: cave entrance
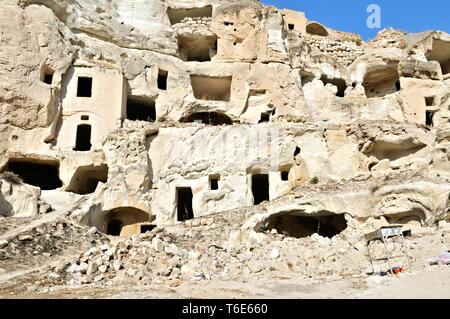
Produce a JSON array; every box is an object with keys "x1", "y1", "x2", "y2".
[
  {"x1": 5, "y1": 159, "x2": 62, "y2": 190},
  {"x1": 252, "y1": 174, "x2": 269, "y2": 205},
  {"x1": 127, "y1": 97, "x2": 156, "y2": 122},
  {"x1": 105, "y1": 207, "x2": 150, "y2": 237},
  {"x1": 363, "y1": 68, "x2": 400, "y2": 98},
  {"x1": 190, "y1": 75, "x2": 232, "y2": 101},
  {"x1": 74, "y1": 124, "x2": 92, "y2": 151},
  {"x1": 107, "y1": 220, "x2": 123, "y2": 236},
  {"x1": 182, "y1": 112, "x2": 232, "y2": 125},
  {"x1": 177, "y1": 187, "x2": 194, "y2": 221},
  {"x1": 178, "y1": 35, "x2": 217, "y2": 62},
  {"x1": 260, "y1": 212, "x2": 348, "y2": 238},
  {"x1": 67, "y1": 164, "x2": 109, "y2": 195}
]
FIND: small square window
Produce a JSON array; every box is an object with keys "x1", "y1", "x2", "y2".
[
  {"x1": 425, "y1": 96, "x2": 435, "y2": 107},
  {"x1": 81, "y1": 115, "x2": 89, "y2": 121},
  {"x1": 288, "y1": 24, "x2": 295, "y2": 31},
  {"x1": 281, "y1": 171, "x2": 289, "y2": 181},
  {"x1": 77, "y1": 77, "x2": 93, "y2": 97},
  {"x1": 209, "y1": 175, "x2": 219, "y2": 190},
  {"x1": 44, "y1": 73, "x2": 53, "y2": 85}
]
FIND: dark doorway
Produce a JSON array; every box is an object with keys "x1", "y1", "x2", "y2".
[
  {"x1": 426, "y1": 111, "x2": 435, "y2": 126},
  {"x1": 127, "y1": 97, "x2": 156, "y2": 122},
  {"x1": 44, "y1": 73, "x2": 53, "y2": 85},
  {"x1": 158, "y1": 70, "x2": 168, "y2": 90},
  {"x1": 281, "y1": 171, "x2": 289, "y2": 181},
  {"x1": 77, "y1": 77, "x2": 93, "y2": 97},
  {"x1": 210, "y1": 175, "x2": 219, "y2": 190},
  {"x1": 107, "y1": 220, "x2": 123, "y2": 236},
  {"x1": 252, "y1": 174, "x2": 270, "y2": 205},
  {"x1": 6, "y1": 160, "x2": 62, "y2": 190},
  {"x1": 74, "y1": 124, "x2": 92, "y2": 151},
  {"x1": 177, "y1": 187, "x2": 194, "y2": 221}
]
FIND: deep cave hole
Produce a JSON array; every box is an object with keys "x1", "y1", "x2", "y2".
[
  {"x1": 44, "y1": 73, "x2": 54, "y2": 85},
  {"x1": 260, "y1": 212, "x2": 348, "y2": 238},
  {"x1": 177, "y1": 187, "x2": 194, "y2": 221},
  {"x1": 5, "y1": 160, "x2": 63, "y2": 190},
  {"x1": 127, "y1": 97, "x2": 156, "y2": 122},
  {"x1": 252, "y1": 174, "x2": 270, "y2": 205}
]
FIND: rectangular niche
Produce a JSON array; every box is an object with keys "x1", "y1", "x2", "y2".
[
  {"x1": 178, "y1": 35, "x2": 217, "y2": 62},
  {"x1": 167, "y1": 6, "x2": 212, "y2": 25},
  {"x1": 190, "y1": 75, "x2": 232, "y2": 101},
  {"x1": 126, "y1": 96, "x2": 156, "y2": 122}
]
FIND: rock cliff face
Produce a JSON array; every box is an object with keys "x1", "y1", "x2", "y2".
[{"x1": 1, "y1": 0, "x2": 450, "y2": 239}]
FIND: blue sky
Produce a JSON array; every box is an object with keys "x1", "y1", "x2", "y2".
[{"x1": 262, "y1": 0, "x2": 450, "y2": 40}]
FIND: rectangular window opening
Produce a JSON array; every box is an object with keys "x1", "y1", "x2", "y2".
[{"x1": 77, "y1": 77, "x2": 93, "y2": 97}]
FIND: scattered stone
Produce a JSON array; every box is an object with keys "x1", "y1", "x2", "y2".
[
  {"x1": 0, "y1": 240, "x2": 8, "y2": 249},
  {"x1": 48, "y1": 272, "x2": 60, "y2": 280},
  {"x1": 78, "y1": 262, "x2": 89, "y2": 274},
  {"x1": 152, "y1": 237, "x2": 165, "y2": 252},
  {"x1": 270, "y1": 248, "x2": 280, "y2": 259},
  {"x1": 18, "y1": 235, "x2": 32, "y2": 241},
  {"x1": 165, "y1": 243, "x2": 179, "y2": 255}
]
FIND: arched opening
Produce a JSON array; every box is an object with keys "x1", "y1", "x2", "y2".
[
  {"x1": 259, "y1": 212, "x2": 348, "y2": 238},
  {"x1": 181, "y1": 112, "x2": 233, "y2": 125},
  {"x1": 74, "y1": 124, "x2": 92, "y2": 151},
  {"x1": 66, "y1": 164, "x2": 109, "y2": 195},
  {"x1": 306, "y1": 22, "x2": 329, "y2": 37},
  {"x1": 104, "y1": 207, "x2": 150, "y2": 237},
  {"x1": 5, "y1": 159, "x2": 62, "y2": 190}
]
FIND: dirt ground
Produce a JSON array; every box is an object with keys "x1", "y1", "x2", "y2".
[{"x1": 1, "y1": 266, "x2": 449, "y2": 299}]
